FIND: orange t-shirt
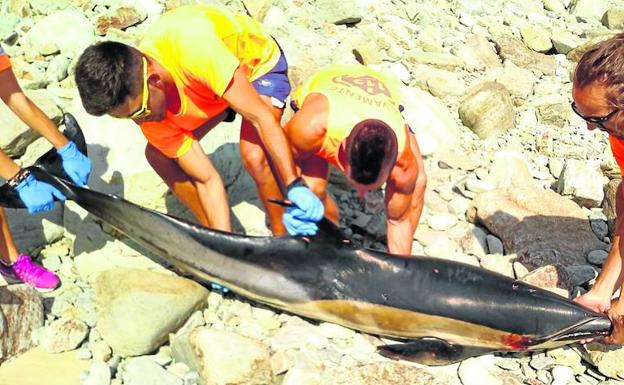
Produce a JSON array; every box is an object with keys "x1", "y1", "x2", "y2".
[
  {"x1": 138, "y1": 5, "x2": 280, "y2": 158},
  {"x1": 609, "y1": 135, "x2": 624, "y2": 175},
  {"x1": 0, "y1": 46, "x2": 11, "y2": 72}
]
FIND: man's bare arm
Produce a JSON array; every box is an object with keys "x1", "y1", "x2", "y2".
[
  {"x1": 222, "y1": 67, "x2": 297, "y2": 188},
  {"x1": 0, "y1": 68, "x2": 68, "y2": 149},
  {"x1": 385, "y1": 134, "x2": 427, "y2": 255}
]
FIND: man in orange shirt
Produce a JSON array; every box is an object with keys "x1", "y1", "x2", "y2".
[
  {"x1": 74, "y1": 5, "x2": 323, "y2": 237},
  {"x1": 0, "y1": 45, "x2": 92, "y2": 291},
  {"x1": 571, "y1": 33, "x2": 624, "y2": 344},
  {"x1": 285, "y1": 65, "x2": 427, "y2": 255}
]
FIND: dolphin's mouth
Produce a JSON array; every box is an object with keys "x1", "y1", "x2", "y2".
[{"x1": 549, "y1": 317, "x2": 612, "y2": 342}]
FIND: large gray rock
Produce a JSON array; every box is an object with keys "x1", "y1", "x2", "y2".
[
  {"x1": 95, "y1": 268, "x2": 208, "y2": 357},
  {"x1": 603, "y1": 8, "x2": 624, "y2": 30},
  {"x1": 39, "y1": 317, "x2": 89, "y2": 353},
  {"x1": 495, "y1": 35, "x2": 557, "y2": 75},
  {"x1": 4, "y1": 206, "x2": 64, "y2": 255},
  {"x1": 520, "y1": 25, "x2": 553, "y2": 53},
  {"x1": 552, "y1": 30, "x2": 583, "y2": 55},
  {"x1": 557, "y1": 159, "x2": 605, "y2": 208},
  {"x1": 536, "y1": 98, "x2": 571, "y2": 127},
  {"x1": 452, "y1": 34, "x2": 502, "y2": 71},
  {"x1": 28, "y1": 0, "x2": 73, "y2": 15},
  {"x1": 399, "y1": 86, "x2": 461, "y2": 157},
  {"x1": 0, "y1": 285, "x2": 44, "y2": 362},
  {"x1": 486, "y1": 151, "x2": 534, "y2": 188},
  {"x1": 25, "y1": 10, "x2": 95, "y2": 57},
  {"x1": 582, "y1": 343, "x2": 624, "y2": 380},
  {"x1": 0, "y1": 89, "x2": 62, "y2": 157},
  {"x1": 570, "y1": 0, "x2": 607, "y2": 22},
  {"x1": 172, "y1": 328, "x2": 273, "y2": 385},
  {"x1": 467, "y1": 186, "x2": 608, "y2": 270},
  {"x1": 459, "y1": 82, "x2": 515, "y2": 139},
  {"x1": 488, "y1": 61, "x2": 537, "y2": 99}
]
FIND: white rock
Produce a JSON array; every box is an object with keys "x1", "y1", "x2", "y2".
[
  {"x1": 428, "y1": 213, "x2": 459, "y2": 231},
  {"x1": 26, "y1": 10, "x2": 95, "y2": 57},
  {"x1": 557, "y1": 159, "x2": 604, "y2": 208},
  {"x1": 551, "y1": 365, "x2": 575, "y2": 385},
  {"x1": 121, "y1": 357, "x2": 182, "y2": 385},
  {"x1": 400, "y1": 86, "x2": 461, "y2": 156},
  {"x1": 40, "y1": 318, "x2": 89, "y2": 354},
  {"x1": 459, "y1": 355, "x2": 503, "y2": 385},
  {"x1": 82, "y1": 361, "x2": 111, "y2": 385}
]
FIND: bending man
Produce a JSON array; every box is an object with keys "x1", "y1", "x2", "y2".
[
  {"x1": 74, "y1": 5, "x2": 323, "y2": 237},
  {"x1": 285, "y1": 64, "x2": 427, "y2": 255}
]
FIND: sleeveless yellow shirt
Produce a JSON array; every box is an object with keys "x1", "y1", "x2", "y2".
[{"x1": 293, "y1": 65, "x2": 407, "y2": 172}]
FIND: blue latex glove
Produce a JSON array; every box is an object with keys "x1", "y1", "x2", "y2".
[
  {"x1": 210, "y1": 282, "x2": 229, "y2": 294},
  {"x1": 15, "y1": 174, "x2": 66, "y2": 214},
  {"x1": 284, "y1": 184, "x2": 324, "y2": 236},
  {"x1": 57, "y1": 141, "x2": 91, "y2": 186}
]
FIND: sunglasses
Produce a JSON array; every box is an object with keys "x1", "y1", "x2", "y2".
[
  {"x1": 571, "y1": 102, "x2": 619, "y2": 132},
  {"x1": 128, "y1": 57, "x2": 151, "y2": 120}
]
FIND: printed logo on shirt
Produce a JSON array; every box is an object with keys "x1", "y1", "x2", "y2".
[{"x1": 331, "y1": 75, "x2": 391, "y2": 97}]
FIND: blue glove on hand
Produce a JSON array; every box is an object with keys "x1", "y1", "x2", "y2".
[
  {"x1": 57, "y1": 141, "x2": 91, "y2": 186},
  {"x1": 15, "y1": 174, "x2": 66, "y2": 214},
  {"x1": 283, "y1": 179, "x2": 324, "y2": 236}
]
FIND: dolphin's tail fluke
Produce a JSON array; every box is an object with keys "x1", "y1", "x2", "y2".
[{"x1": 0, "y1": 113, "x2": 87, "y2": 208}]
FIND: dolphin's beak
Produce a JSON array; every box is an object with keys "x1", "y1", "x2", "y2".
[{"x1": 551, "y1": 316, "x2": 612, "y2": 342}]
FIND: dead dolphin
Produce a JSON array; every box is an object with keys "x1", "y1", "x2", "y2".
[{"x1": 0, "y1": 113, "x2": 611, "y2": 365}]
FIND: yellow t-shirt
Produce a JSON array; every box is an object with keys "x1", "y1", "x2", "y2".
[
  {"x1": 139, "y1": 5, "x2": 280, "y2": 158},
  {"x1": 293, "y1": 64, "x2": 407, "y2": 172}
]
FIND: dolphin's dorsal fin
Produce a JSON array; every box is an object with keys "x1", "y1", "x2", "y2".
[{"x1": 378, "y1": 338, "x2": 500, "y2": 366}]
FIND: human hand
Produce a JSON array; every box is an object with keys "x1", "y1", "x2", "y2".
[
  {"x1": 284, "y1": 179, "x2": 324, "y2": 236},
  {"x1": 574, "y1": 291, "x2": 611, "y2": 314},
  {"x1": 15, "y1": 173, "x2": 66, "y2": 213},
  {"x1": 574, "y1": 291, "x2": 612, "y2": 344},
  {"x1": 606, "y1": 307, "x2": 624, "y2": 345},
  {"x1": 58, "y1": 141, "x2": 91, "y2": 186}
]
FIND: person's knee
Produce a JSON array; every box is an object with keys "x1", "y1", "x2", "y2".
[
  {"x1": 145, "y1": 144, "x2": 162, "y2": 167},
  {"x1": 241, "y1": 145, "x2": 269, "y2": 177}
]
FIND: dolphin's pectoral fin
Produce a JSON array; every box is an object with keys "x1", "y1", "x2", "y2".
[{"x1": 377, "y1": 338, "x2": 499, "y2": 366}]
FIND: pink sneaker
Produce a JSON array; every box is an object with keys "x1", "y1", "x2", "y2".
[{"x1": 0, "y1": 254, "x2": 60, "y2": 292}]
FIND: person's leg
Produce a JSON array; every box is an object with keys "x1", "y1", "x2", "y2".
[
  {"x1": 145, "y1": 144, "x2": 210, "y2": 225},
  {"x1": 299, "y1": 155, "x2": 338, "y2": 224},
  {"x1": 0, "y1": 207, "x2": 19, "y2": 264},
  {"x1": 0, "y1": 207, "x2": 59, "y2": 291},
  {"x1": 144, "y1": 111, "x2": 228, "y2": 228},
  {"x1": 240, "y1": 45, "x2": 292, "y2": 235},
  {"x1": 240, "y1": 102, "x2": 287, "y2": 235}
]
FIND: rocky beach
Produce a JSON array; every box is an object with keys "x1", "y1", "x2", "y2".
[{"x1": 2, "y1": 0, "x2": 624, "y2": 384}]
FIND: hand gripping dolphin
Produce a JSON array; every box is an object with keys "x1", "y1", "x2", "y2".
[{"x1": 0, "y1": 113, "x2": 611, "y2": 365}]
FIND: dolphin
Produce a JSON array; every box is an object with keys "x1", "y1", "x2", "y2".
[{"x1": 0, "y1": 113, "x2": 612, "y2": 365}]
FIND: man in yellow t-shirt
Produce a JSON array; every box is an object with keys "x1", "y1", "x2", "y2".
[
  {"x1": 74, "y1": 5, "x2": 323, "y2": 237},
  {"x1": 286, "y1": 65, "x2": 427, "y2": 255}
]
